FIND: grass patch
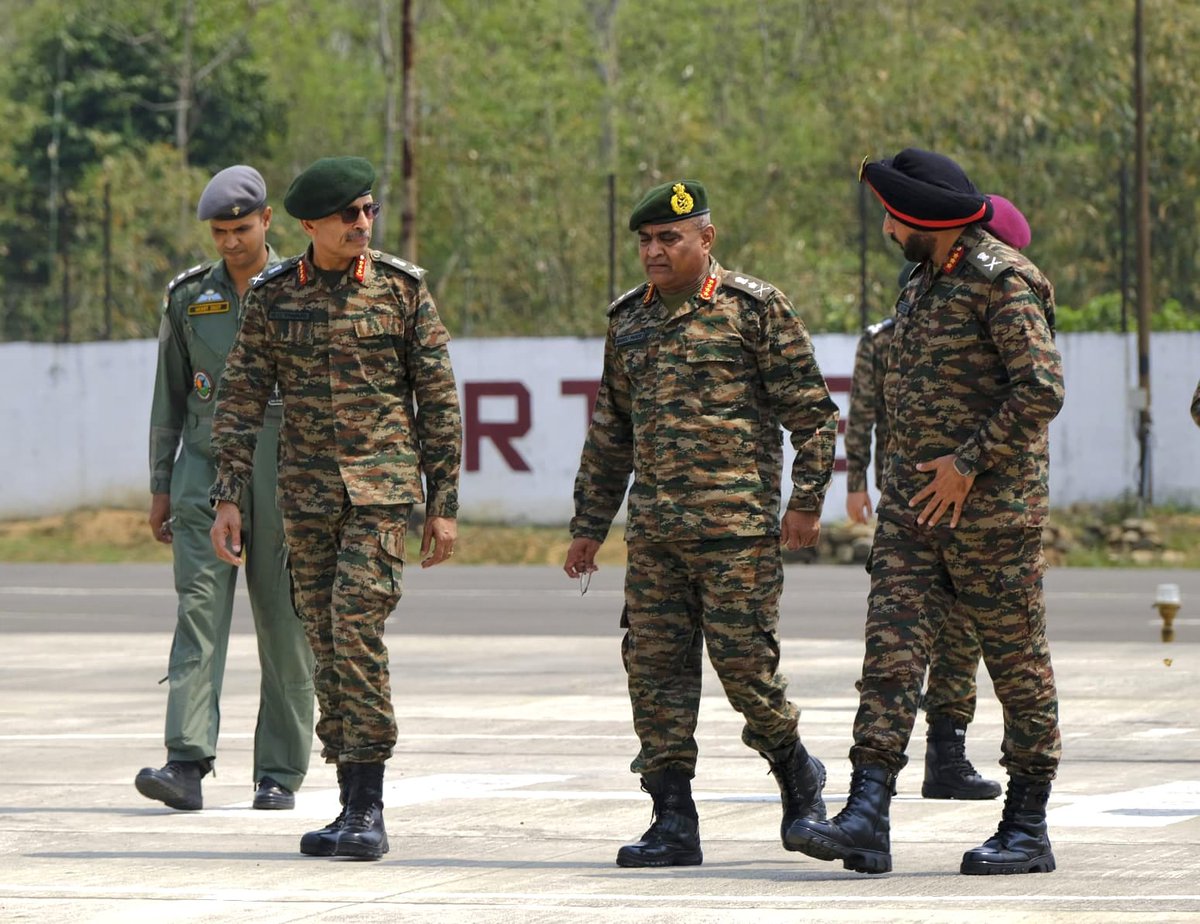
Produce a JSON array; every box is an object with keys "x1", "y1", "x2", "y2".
[
  {"x1": 0, "y1": 508, "x2": 627, "y2": 567},
  {"x1": 2, "y1": 503, "x2": 1199, "y2": 567}
]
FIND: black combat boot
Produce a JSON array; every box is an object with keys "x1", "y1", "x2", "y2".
[
  {"x1": 615, "y1": 769, "x2": 703, "y2": 868},
  {"x1": 922, "y1": 715, "x2": 1002, "y2": 800},
  {"x1": 333, "y1": 762, "x2": 389, "y2": 860},
  {"x1": 134, "y1": 758, "x2": 213, "y2": 811},
  {"x1": 762, "y1": 740, "x2": 827, "y2": 851},
  {"x1": 960, "y1": 775, "x2": 1056, "y2": 875},
  {"x1": 300, "y1": 765, "x2": 350, "y2": 857},
  {"x1": 787, "y1": 765, "x2": 896, "y2": 874}
]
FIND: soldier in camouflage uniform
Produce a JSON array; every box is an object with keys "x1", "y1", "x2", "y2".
[
  {"x1": 844, "y1": 195, "x2": 1032, "y2": 804},
  {"x1": 209, "y1": 156, "x2": 462, "y2": 860},
  {"x1": 791, "y1": 149, "x2": 1063, "y2": 876},
  {"x1": 136, "y1": 166, "x2": 314, "y2": 813},
  {"x1": 564, "y1": 180, "x2": 840, "y2": 868}
]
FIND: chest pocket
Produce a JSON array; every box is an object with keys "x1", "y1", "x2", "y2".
[
  {"x1": 267, "y1": 309, "x2": 316, "y2": 346},
  {"x1": 685, "y1": 336, "x2": 742, "y2": 365},
  {"x1": 352, "y1": 313, "x2": 405, "y2": 383},
  {"x1": 924, "y1": 300, "x2": 984, "y2": 349}
]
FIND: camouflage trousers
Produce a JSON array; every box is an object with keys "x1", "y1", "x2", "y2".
[
  {"x1": 852, "y1": 517, "x2": 1060, "y2": 779},
  {"x1": 922, "y1": 603, "x2": 983, "y2": 726},
  {"x1": 622, "y1": 536, "x2": 801, "y2": 777},
  {"x1": 282, "y1": 498, "x2": 410, "y2": 764}
]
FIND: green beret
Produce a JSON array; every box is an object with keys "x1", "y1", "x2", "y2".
[
  {"x1": 284, "y1": 156, "x2": 376, "y2": 220},
  {"x1": 628, "y1": 179, "x2": 709, "y2": 231}
]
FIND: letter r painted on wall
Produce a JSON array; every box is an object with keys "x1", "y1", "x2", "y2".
[{"x1": 464, "y1": 382, "x2": 533, "y2": 472}]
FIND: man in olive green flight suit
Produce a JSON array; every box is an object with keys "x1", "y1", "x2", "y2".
[{"x1": 136, "y1": 165, "x2": 315, "y2": 812}]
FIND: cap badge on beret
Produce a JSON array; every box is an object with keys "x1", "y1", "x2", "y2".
[{"x1": 670, "y1": 183, "x2": 694, "y2": 216}]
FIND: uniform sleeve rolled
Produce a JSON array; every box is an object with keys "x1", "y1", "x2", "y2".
[
  {"x1": 210, "y1": 289, "x2": 273, "y2": 506},
  {"x1": 956, "y1": 273, "x2": 1064, "y2": 472},
  {"x1": 843, "y1": 333, "x2": 876, "y2": 494},
  {"x1": 408, "y1": 283, "x2": 462, "y2": 519},
  {"x1": 148, "y1": 297, "x2": 189, "y2": 494},
  {"x1": 569, "y1": 330, "x2": 633, "y2": 540},
  {"x1": 757, "y1": 292, "x2": 839, "y2": 514}
]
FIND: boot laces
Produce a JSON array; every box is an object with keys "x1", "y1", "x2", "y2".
[
  {"x1": 344, "y1": 806, "x2": 379, "y2": 829},
  {"x1": 943, "y1": 736, "x2": 982, "y2": 778}
]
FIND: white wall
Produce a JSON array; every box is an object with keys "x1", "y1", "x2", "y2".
[{"x1": 3, "y1": 333, "x2": 1199, "y2": 522}]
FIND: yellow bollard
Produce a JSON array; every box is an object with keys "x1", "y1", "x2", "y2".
[{"x1": 1153, "y1": 583, "x2": 1181, "y2": 644}]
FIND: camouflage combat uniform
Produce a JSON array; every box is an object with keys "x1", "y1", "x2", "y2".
[
  {"x1": 852, "y1": 224, "x2": 1063, "y2": 780},
  {"x1": 846, "y1": 317, "x2": 984, "y2": 727},
  {"x1": 211, "y1": 247, "x2": 462, "y2": 764},
  {"x1": 150, "y1": 248, "x2": 314, "y2": 790},
  {"x1": 1192, "y1": 380, "x2": 1200, "y2": 427},
  {"x1": 571, "y1": 259, "x2": 839, "y2": 776}
]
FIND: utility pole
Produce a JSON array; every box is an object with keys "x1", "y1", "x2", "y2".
[{"x1": 1133, "y1": 0, "x2": 1152, "y2": 508}]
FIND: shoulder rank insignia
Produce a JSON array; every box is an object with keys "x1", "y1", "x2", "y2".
[
  {"x1": 698, "y1": 274, "x2": 719, "y2": 301},
  {"x1": 866, "y1": 316, "x2": 896, "y2": 337},
  {"x1": 966, "y1": 244, "x2": 1013, "y2": 282},
  {"x1": 166, "y1": 262, "x2": 209, "y2": 295},
  {"x1": 371, "y1": 250, "x2": 425, "y2": 281},
  {"x1": 723, "y1": 272, "x2": 774, "y2": 301},
  {"x1": 250, "y1": 255, "x2": 301, "y2": 290},
  {"x1": 941, "y1": 244, "x2": 967, "y2": 276},
  {"x1": 607, "y1": 282, "x2": 650, "y2": 316}
]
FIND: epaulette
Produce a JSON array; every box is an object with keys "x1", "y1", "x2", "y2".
[
  {"x1": 166, "y1": 262, "x2": 209, "y2": 295},
  {"x1": 371, "y1": 250, "x2": 425, "y2": 281},
  {"x1": 964, "y1": 240, "x2": 1015, "y2": 282},
  {"x1": 722, "y1": 272, "x2": 775, "y2": 302},
  {"x1": 607, "y1": 283, "x2": 649, "y2": 316},
  {"x1": 866, "y1": 316, "x2": 896, "y2": 338},
  {"x1": 250, "y1": 255, "x2": 301, "y2": 290}
]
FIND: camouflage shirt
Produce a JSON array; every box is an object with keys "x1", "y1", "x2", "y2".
[
  {"x1": 149, "y1": 246, "x2": 283, "y2": 494},
  {"x1": 1192, "y1": 379, "x2": 1200, "y2": 428},
  {"x1": 844, "y1": 317, "x2": 894, "y2": 493},
  {"x1": 210, "y1": 247, "x2": 462, "y2": 517},
  {"x1": 879, "y1": 224, "x2": 1063, "y2": 531},
  {"x1": 570, "y1": 259, "x2": 838, "y2": 543}
]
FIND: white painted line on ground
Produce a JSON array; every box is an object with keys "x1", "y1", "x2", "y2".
[
  {"x1": 1051, "y1": 780, "x2": 1200, "y2": 828},
  {"x1": 0, "y1": 884, "x2": 1197, "y2": 907},
  {"x1": 1130, "y1": 728, "x2": 1195, "y2": 738}
]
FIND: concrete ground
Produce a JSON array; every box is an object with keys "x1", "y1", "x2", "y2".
[{"x1": 1, "y1": 562, "x2": 1198, "y2": 923}]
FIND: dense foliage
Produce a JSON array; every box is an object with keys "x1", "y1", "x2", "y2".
[{"x1": 1, "y1": 0, "x2": 1196, "y2": 341}]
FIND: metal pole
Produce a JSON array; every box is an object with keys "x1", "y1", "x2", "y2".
[
  {"x1": 1134, "y1": 0, "x2": 1152, "y2": 508},
  {"x1": 858, "y1": 180, "x2": 869, "y2": 329},
  {"x1": 399, "y1": 0, "x2": 417, "y2": 262},
  {"x1": 608, "y1": 173, "x2": 616, "y2": 302},
  {"x1": 103, "y1": 180, "x2": 113, "y2": 339},
  {"x1": 1118, "y1": 161, "x2": 1128, "y2": 333}
]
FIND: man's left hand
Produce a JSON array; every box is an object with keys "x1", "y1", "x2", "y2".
[
  {"x1": 781, "y1": 509, "x2": 821, "y2": 550},
  {"x1": 910, "y1": 454, "x2": 975, "y2": 528},
  {"x1": 421, "y1": 516, "x2": 457, "y2": 568}
]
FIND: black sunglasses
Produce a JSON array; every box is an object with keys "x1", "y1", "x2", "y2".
[{"x1": 338, "y1": 202, "x2": 382, "y2": 224}]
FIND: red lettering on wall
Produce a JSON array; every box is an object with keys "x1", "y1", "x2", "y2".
[
  {"x1": 464, "y1": 382, "x2": 532, "y2": 472},
  {"x1": 561, "y1": 379, "x2": 601, "y2": 430}
]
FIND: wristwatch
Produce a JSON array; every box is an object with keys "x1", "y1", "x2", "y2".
[{"x1": 952, "y1": 455, "x2": 976, "y2": 477}]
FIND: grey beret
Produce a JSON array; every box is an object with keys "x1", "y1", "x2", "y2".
[{"x1": 196, "y1": 165, "x2": 268, "y2": 221}]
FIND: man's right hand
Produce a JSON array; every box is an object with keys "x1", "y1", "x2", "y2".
[
  {"x1": 845, "y1": 490, "x2": 874, "y2": 525},
  {"x1": 210, "y1": 501, "x2": 244, "y2": 565},
  {"x1": 149, "y1": 493, "x2": 173, "y2": 544},
  {"x1": 563, "y1": 537, "x2": 601, "y2": 579}
]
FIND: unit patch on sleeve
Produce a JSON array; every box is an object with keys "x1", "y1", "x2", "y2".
[{"x1": 193, "y1": 370, "x2": 214, "y2": 401}]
